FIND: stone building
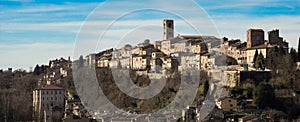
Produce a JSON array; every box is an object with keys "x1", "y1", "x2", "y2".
[
  {"x1": 97, "y1": 55, "x2": 111, "y2": 68},
  {"x1": 49, "y1": 57, "x2": 71, "y2": 69},
  {"x1": 163, "y1": 19, "x2": 174, "y2": 40},
  {"x1": 268, "y1": 29, "x2": 282, "y2": 45},
  {"x1": 223, "y1": 70, "x2": 239, "y2": 88},
  {"x1": 223, "y1": 39, "x2": 241, "y2": 50},
  {"x1": 130, "y1": 54, "x2": 150, "y2": 71},
  {"x1": 245, "y1": 29, "x2": 289, "y2": 66},
  {"x1": 246, "y1": 45, "x2": 268, "y2": 65},
  {"x1": 59, "y1": 67, "x2": 68, "y2": 78},
  {"x1": 268, "y1": 29, "x2": 289, "y2": 47},
  {"x1": 190, "y1": 40, "x2": 208, "y2": 54},
  {"x1": 95, "y1": 49, "x2": 114, "y2": 68},
  {"x1": 216, "y1": 97, "x2": 238, "y2": 112},
  {"x1": 138, "y1": 39, "x2": 151, "y2": 47},
  {"x1": 112, "y1": 44, "x2": 132, "y2": 59},
  {"x1": 200, "y1": 53, "x2": 213, "y2": 70},
  {"x1": 33, "y1": 85, "x2": 66, "y2": 121},
  {"x1": 86, "y1": 54, "x2": 96, "y2": 67},
  {"x1": 182, "y1": 106, "x2": 199, "y2": 122},
  {"x1": 246, "y1": 29, "x2": 265, "y2": 48},
  {"x1": 161, "y1": 35, "x2": 209, "y2": 55},
  {"x1": 180, "y1": 53, "x2": 201, "y2": 71},
  {"x1": 171, "y1": 39, "x2": 191, "y2": 53},
  {"x1": 161, "y1": 37, "x2": 185, "y2": 55},
  {"x1": 149, "y1": 52, "x2": 165, "y2": 73},
  {"x1": 224, "y1": 39, "x2": 247, "y2": 64},
  {"x1": 162, "y1": 57, "x2": 179, "y2": 71},
  {"x1": 130, "y1": 45, "x2": 156, "y2": 71},
  {"x1": 154, "y1": 41, "x2": 162, "y2": 50}
]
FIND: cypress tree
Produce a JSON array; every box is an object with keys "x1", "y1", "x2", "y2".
[
  {"x1": 79, "y1": 55, "x2": 84, "y2": 67},
  {"x1": 253, "y1": 49, "x2": 259, "y2": 67},
  {"x1": 255, "y1": 52, "x2": 265, "y2": 69},
  {"x1": 290, "y1": 48, "x2": 298, "y2": 63},
  {"x1": 203, "y1": 80, "x2": 209, "y2": 96}
]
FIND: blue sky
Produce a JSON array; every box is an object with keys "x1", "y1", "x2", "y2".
[{"x1": 0, "y1": 0, "x2": 300, "y2": 70}]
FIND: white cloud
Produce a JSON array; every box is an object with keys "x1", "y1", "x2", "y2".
[
  {"x1": 0, "y1": 42, "x2": 73, "y2": 70},
  {"x1": 1, "y1": 0, "x2": 300, "y2": 69},
  {"x1": 213, "y1": 15, "x2": 300, "y2": 48},
  {"x1": 0, "y1": 21, "x2": 82, "y2": 32},
  {"x1": 14, "y1": 6, "x2": 71, "y2": 13},
  {"x1": 8, "y1": 2, "x2": 98, "y2": 13}
]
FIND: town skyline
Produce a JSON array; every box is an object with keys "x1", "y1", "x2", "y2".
[
  {"x1": 1, "y1": 1, "x2": 300, "y2": 121},
  {"x1": 1, "y1": 0, "x2": 300, "y2": 70}
]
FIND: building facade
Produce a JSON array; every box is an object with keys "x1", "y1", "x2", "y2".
[
  {"x1": 163, "y1": 19, "x2": 174, "y2": 40},
  {"x1": 33, "y1": 85, "x2": 66, "y2": 121},
  {"x1": 216, "y1": 97, "x2": 238, "y2": 112},
  {"x1": 246, "y1": 29, "x2": 265, "y2": 48}
]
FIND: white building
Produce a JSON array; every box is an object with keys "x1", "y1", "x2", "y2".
[{"x1": 33, "y1": 85, "x2": 66, "y2": 121}]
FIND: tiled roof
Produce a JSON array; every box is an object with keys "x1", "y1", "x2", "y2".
[
  {"x1": 179, "y1": 35, "x2": 203, "y2": 39},
  {"x1": 170, "y1": 37, "x2": 186, "y2": 44},
  {"x1": 247, "y1": 44, "x2": 269, "y2": 50}
]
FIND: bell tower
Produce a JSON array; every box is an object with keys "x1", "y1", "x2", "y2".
[{"x1": 163, "y1": 19, "x2": 174, "y2": 40}]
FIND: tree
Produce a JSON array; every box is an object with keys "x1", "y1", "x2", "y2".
[
  {"x1": 290, "y1": 48, "x2": 298, "y2": 63},
  {"x1": 222, "y1": 37, "x2": 228, "y2": 43},
  {"x1": 253, "y1": 83, "x2": 276, "y2": 109},
  {"x1": 33, "y1": 64, "x2": 46, "y2": 75},
  {"x1": 33, "y1": 64, "x2": 40, "y2": 75},
  {"x1": 203, "y1": 80, "x2": 209, "y2": 96},
  {"x1": 254, "y1": 52, "x2": 265, "y2": 69},
  {"x1": 117, "y1": 60, "x2": 122, "y2": 69},
  {"x1": 266, "y1": 47, "x2": 276, "y2": 69},
  {"x1": 266, "y1": 46, "x2": 287, "y2": 70},
  {"x1": 78, "y1": 55, "x2": 84, "y2": 67},
  {"x1": 253, "y1": 49, "x2": 259, "y2": 64}
]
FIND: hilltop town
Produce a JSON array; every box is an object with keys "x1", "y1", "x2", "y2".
[{"x1": 0, "y1": 19, "x2": 300, "y2": 122}]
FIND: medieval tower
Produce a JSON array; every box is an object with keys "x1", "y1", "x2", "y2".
[{"x1": 163, "y1": 19, "x2": 174, "y2": 40}]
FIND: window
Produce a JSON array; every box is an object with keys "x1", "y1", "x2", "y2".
[
  {"x1": 229, "y1": 100, "x2": 231, "y2": 102},
  {"x1": 230, "y1": 104, "x2": 233, "y2": 107},
  {"x1": 168, "y1": 23, "x2": 172, "y2": 28}
]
